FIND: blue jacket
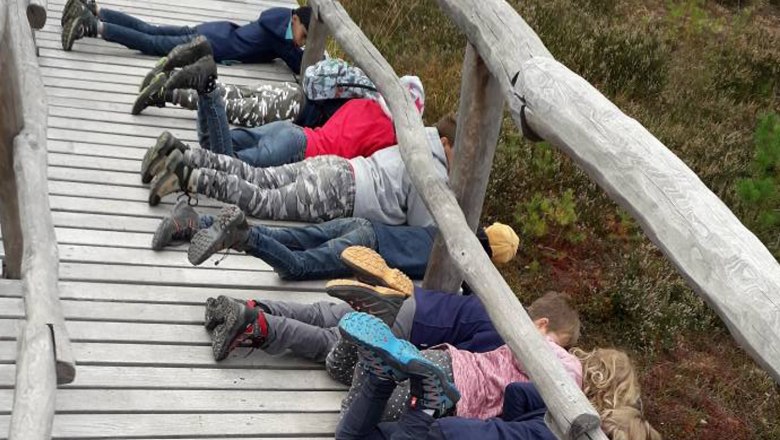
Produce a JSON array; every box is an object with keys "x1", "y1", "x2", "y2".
[
  {"x1": 195, "y1": 7, "x2": 303, "y2": 72},
  {"x1": 436, "y1": 383, "x2": 556, "y2": 440},
  {"x1": 372, "y1": 222, "x2": 437, "y2": 279}
]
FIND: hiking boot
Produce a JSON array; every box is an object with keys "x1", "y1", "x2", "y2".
[
  {"x1": 340, "y1": 246, "x2": 414, "y2": 295},
  {"x1": 148, "y1": 150, "x2": 191, "y2": 206},
  {"x1": 141, "y1": 131, "x2": 190, "y2": 183},
  {"x1": 211, "y1": 295, "x2": 267, "y2": 361},
  {"x1": 151, "y1": 199, "x2": 200, "y2": 250},
  {"x1": 61, "y1": 0, "x2": 97, "y2": 26},
  {"x1": 325, "y1": 280, "x2": 406, "y2": 326},
  {"x1": 133, "y1": 72, "x2": 173, "y2": 116},
  {"x1": 188, "y1": 205, "x2": 249, "y2": 265},
  {"x1": 62, "y1": 7, "x2": 98, "y2": 51},
  {"x1": 164, "y1": 55, "x2": 218, "y2": 95},
  {"x1": 338, "y1": 312, "x2": 460, "y2": 413},
  {"x1": 204, "y1": 296, "x2": 252, "y2": 333},
  {"x1": 140, "y1": 36, "x2": 213, "y2": 91}
]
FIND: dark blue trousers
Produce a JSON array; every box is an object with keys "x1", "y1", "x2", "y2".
[{"x1": 99, "y1": 9, "x2": 198, "y2": 56}]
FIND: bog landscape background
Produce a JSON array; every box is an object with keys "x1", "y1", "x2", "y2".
[{"x1": 319, "y1": 0, "x2": 779, "y2": 438}]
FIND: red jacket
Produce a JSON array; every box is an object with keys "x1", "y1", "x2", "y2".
[{"x1": 303, "y1": 99, "x2": 396, "y2": 159}]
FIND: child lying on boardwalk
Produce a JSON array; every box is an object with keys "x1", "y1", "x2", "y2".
[
  {"x1": 61, "y1": 0, "x2": 310, "y2": 73},
  {"x1": 137, "y1": 47, "x2": 421, "y2": 171},
  {"x1": 151, "y1": 202, "x2": 518, "y2": 280},
  {"x1": 336, "y1": 312, "x2": 661, "y2": 440}
]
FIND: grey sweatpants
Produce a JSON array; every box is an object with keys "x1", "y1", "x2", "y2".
[
  {"x1": 260, "y1": 300, "x2": 352, "y2": 362},
  {"x1": 185, "y1": 150, "x2": 356, "y2": 222},
  {"x1": 172, "y1": 81, "x2": 303, "y2": 128},
  {"x1": 259, "y1": 298, "x2": 415, "y2": 364}
]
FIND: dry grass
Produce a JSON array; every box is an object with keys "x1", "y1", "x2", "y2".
[{"x1": 330, "y1": 0, "x2": 780, "y2": 438}]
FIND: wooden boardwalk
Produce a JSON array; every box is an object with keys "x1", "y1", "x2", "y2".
[{"x1": 0, "y1": 0, "x2": 345, "y2": 437}]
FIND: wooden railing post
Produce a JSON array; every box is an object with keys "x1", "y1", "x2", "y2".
[
  {"x1": 0, "y1": 0, "x2": 23, "y2": 280},
  {"x1": 299, "y1": 3, "x2": 328, "y2": 83},
  {"x1": 423, "y1": 43, "x2": 504, "y2": 292}
]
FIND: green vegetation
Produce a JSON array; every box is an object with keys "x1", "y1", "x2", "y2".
[{"x1": 334, "y1": 0, "x2": 780, "y2": 437}]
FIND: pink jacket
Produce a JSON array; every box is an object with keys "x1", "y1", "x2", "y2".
[{"x1": 444, "y1": 337, "x2": 582, "y2": 419}]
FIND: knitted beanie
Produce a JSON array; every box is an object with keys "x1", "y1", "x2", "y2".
[{"x1": 485, "y1": 222, "x2": 519, "y2": 264}]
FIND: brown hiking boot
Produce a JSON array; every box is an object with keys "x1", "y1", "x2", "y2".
[
  {"x1": 325, "y1": 280, "x2": 406, "y2": 326},
  {"x1": 339, "y1": 246, "x2": 414, "y2": 295}
]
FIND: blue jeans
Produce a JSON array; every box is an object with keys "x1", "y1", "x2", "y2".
[
  {"x1": 99, "y1": 9, "x2": 198, "y2": 56},
  {"x1": 244, "y1": 218, "x2": 377, "y2": 281},
  {"x1": 197, "y1": 90, "x2": 307, "y2": 167},
  {"x1": 336, "y1": 374, "x2": 445, "y2": 440}
]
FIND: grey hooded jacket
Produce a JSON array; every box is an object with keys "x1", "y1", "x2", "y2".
[{"x1": 349, "y1": 127, "x2": 448, "y2": 227}]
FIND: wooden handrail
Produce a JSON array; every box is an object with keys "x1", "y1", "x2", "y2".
[
  {"x1": 1, "y1": 0, "x2": 75, "y2": 438},
  {"x1": 437, "y1": 0, "x2": 780, "y2": 385},
  {"x1": 304, "y1": 1, "x2": 604, "y2": 438}
]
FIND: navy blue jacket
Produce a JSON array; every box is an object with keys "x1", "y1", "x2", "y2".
[
  {"x1": 372, "y1": 222, "x2": 437, "y2": 279},
  {"x1": 195, "y1": 7, "x2": 303, "y2": 72},
  {"x1": 436, "y1": 383, "x2": 556, "y2": 440}
]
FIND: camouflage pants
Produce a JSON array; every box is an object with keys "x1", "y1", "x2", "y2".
[
  {"x1": 171, "y1": 81, "x2": 303, "y2": 128},
  {"x1": 186, "y1": 150, "x2": 356, "y2": 222}
]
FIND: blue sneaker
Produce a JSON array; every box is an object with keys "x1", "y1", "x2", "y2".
[{"x1": 338, "y1": 312, "x2": 460, "y2": 414}]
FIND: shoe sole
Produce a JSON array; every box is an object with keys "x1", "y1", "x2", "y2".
[
  {"x1": 61, "y1": 0, "x2": 84, "y2": 26},
  {"x1": 339, "y1": 312, "x2": 460, "y2": 406},
  {"x1": 148, "y1": 170, "x2": 181, "y2": 206},
  {"x1": 141, "y1": 131, "x2": 174, "y2": 184},
  {"x1": 140, "y1": 57, "x2": 168, "y2": 91},
  {"x1": 150, "y1": 216, "x2": 175, "y2": 251},
  {"x1": 340, "y1": 247, "x2": 414, "y2": 295},
  {"x1": 61, "y1": 16, "x2": 81, "y2": 51},
  {"x1": 204, "y1": 296, "x2": 243, "y2": 332},
  {"x1": 166, "y1": 35, "x2": 213, "y2": 70},
  {"x1": 133, "y1": 72, "x2": 166, "y2": 116},
  {"x1": 188, "y1": 207, "x2": 243, "y2": 265},
  {"x1": 325, "y1": 281, "x2": 405, "y2": 326},
  {"x1": 211, "y1": 295, "x2": 244, "y2": 361}
]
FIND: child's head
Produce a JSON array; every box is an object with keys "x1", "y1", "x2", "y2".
[
  {"x1": 435, "y1": 113, "x2": 457, "y2": 167},
  {"x1": 482, "y1": 222, "x2": 520, "y2": 264},
  {"x1": 291, "y1": 6, "x2": 312, "y2": 48},
  {"x1": 572, "y1": 348, "x2": 661, "y2": 440},
  {"x1": 527, "y1": 291, "x2": 581, "y2": 348}
]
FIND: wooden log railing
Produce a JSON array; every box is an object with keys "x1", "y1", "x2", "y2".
[
  {"x1": 304, "y1": 1, "x2": 605, "y2": 438},
  {"x1": 0, "y1": 0, "x2": 76, "y2": 438},
  {"x1": 436, "y1": 0, "x2": 780, "y2": 385},
  {"x1": 26, "y1": 0, "x2": 48, "y2": 30}
]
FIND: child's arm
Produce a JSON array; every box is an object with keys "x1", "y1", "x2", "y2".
[{"x1": 272, "y1": 37, "x2": 304, "y2": 74}]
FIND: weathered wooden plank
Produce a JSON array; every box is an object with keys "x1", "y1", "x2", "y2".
[
  {"x1": 49, "y1": 211, "x2": 163, "y2": 233},
  {"x1": 47, "y1": 96, "x2": 195, "y2": 120},
  {"x1": 312, "y1": 0, "x2": 603, "y2": 438},
  {"x1": 0, "y1": 364, "x2": 342, "y2": 390},
  {"x1": 0, "y1": 279, "x2": 328, "y2": 305},
  {"x1": 48, "y1": 105, "x2": 197, "y2": 131},
  {"x1": 47, "y1": 116, "x2": 199, "y2": 142},
  {"x1": 49, "y1": 152, "x2": 140, "y2": 173},
  {"x1": 49, "y1": 195, "x2": 218, "y2": 219},
  {"x1": 0, "y1": 388, "x2": 343, "y2": 413},
  {"x1": 48, "y1": 167, "x2": 144, "y2": 187},
  {"x1": 46, "y1": 0, "x2": 260, "y2": 23},
  {"x1": 0, "y1": 340, "x2": 323, "y2": 369},
  {"x1": 0, "y1": 319, "x2": 212, "y2": 345},
  {"x1": 48, "y1": 127, "x2": 179, "y2": 148},
  {"x1": 423, "y1": 44, "x2": 504, "y2": 292},
  {"x1": 56, "y1": 262, "x2": 322, "y2": 291},
  {"x1": 33, "y1": 413, "x2": 338, "y2": 437}
]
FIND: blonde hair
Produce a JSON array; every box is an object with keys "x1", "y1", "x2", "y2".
[
  {"x1": 527, "y1": 291, "x2": 581, "y2": 348},
  {"x1": 572, "y1": 348, "x2": 662, "y2": 440}
]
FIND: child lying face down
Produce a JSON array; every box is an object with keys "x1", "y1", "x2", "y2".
[
  {"x1": 335, "y1": 312, "x2": 661, "y2": 440},
  {"x1": 151, "y1": 202, "x2": 518, "y2": 281}
]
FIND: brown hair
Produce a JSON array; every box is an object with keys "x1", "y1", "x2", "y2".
[
  {"x1": 572, "y1": 348, "x2": 662, "y2": 440},
  {"x1": 526, "y1": 291, "x2": 581, "y2": 348},
  {"x1": 435, "y1": 113, "x2": 457, "y2": 146}
]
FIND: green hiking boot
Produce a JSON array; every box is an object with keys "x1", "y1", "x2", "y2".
[
  {"x1": 62, "y1": 7, "x2": 98, "y2": 51},
  {"x1": 141, "y1": 131, "x2": 190, "y2": 184},
  {"x1": 151, "y1": 199, "x2": 200, "y2": 250},
  {"x1": 148, "y1": 149, "x2": 191, "y2": 206},
  {"x1": 164, "y1": 55, "x2": 218, "y2": 95},
  {"x1": 140, "y1": 35, "x2": 213, "y2": 91},
  {"x1": 62, "y1": 0, "x2": 97, "y2": 26},
  {"x1": 188, "y1": 205, "x2": 249, "y2": 266},
  {"x1": 133, "y1": 72, "x2": 173, "y2": 116}
]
